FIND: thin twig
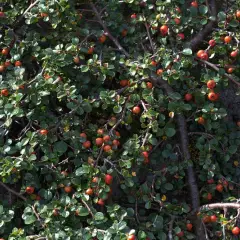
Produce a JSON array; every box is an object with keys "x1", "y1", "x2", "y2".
[
  {"x1": 188, "y1": 132, "x2": 214, "y2": 138},
  {"x1": 103, "y1": 158, "x2": 124, "y2": 177},
  {"x1": 0, "y1": 181, "x2": 27, "y2": 201},
  {"x1": 31, "y1": 204, "x2": 45, "y2": 228},
  {"x1": 109, "y1": 99, "x2": 129, "y2": 136},
  {"x1": 200, "y1": 203, "x2": 240, "y2": 211},
  {"x1": 197, "y1": 59, "x2": 240, "y2": 87},
  {"x1": 95, "y1": 146, "x2": 104, "y2": 167},
  {"x1": 168, "y1": 216, "x2": 175, "y2": 240},
  {"x1": 17, "y1": 0, "x2": 40, "y2": 23},
  {"x1": 144, "y1": 22, "x2": 155, "y2": 54},
  {"x1": 81, "y1": 199, "x2": 94, "y2": 218},
  {"x1": 89, "y1": 2, "x2": 129, "y2": 57},
  {"x1": 135, "y1": 199, "x2": 140, "y2": 224}
]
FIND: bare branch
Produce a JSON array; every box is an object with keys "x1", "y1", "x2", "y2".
[
  {"x1": 168, "y1": 216, "x2": 176, "y2": 240},
  {"x1": 190, "y1": 0, "x2": 217, "y2": 51},
  {"x1": 109, "y1": 99, "x2": 129, "y2": 135},
  {"x1": 89, "y1": 2, "x2": 129, "y2": 57},
  {"x1": 200, "y1": 203, "x2": 240, "y2": 211},
  {"x1": 197, "y1": 59, "x2": 240, "y2": 87},
  {"x1": 144, "y1": 22, "x2": 155, "y2": 54},
  {"x1": 188, "y1": 132, "x2": 214, "y2": 138},
  {"x1": 81, "y1": 199, "x2": 94, "y2": 218},
  {"x1": 0, "y1": 181, "x2": 27, "y2": 201}
]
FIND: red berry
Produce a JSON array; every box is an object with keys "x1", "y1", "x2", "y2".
[
  {"x1": 174, "y1": 18, "x2": 181, "y2": 25},
  {"x1": 39, "y1": 129, "x2": 48, "y2": 135},
  {"x1": 230, "y1": 50, "x2": 238, "y2": 58},
  {"x1": 208, "y1": 92, "x2": 218, "y2": 101},
  {"x1": 224, "y1": 36, "x2": 232, "y2": 44},
  {"x1": 210, "y1": 215, "x2": 217, "y2": 222},
  {"x1": 127, "y1": 235, "x2": 135, "y2": 240},
  {"x1": 207, "y1": 193, "x2": 212, "y2": 200},
  {"x1": 26, "y1": 186, "x2": 34, "y2": 194},
  {"x1": 191, "y1": 1, "x2": 198, "y2": 7},
  {"x1": 207, "y1": 80, "x2": 216, "y2": 89},
  {"x1": 1, "y1": 48, "x2": 9, "y2": 55},
  {"x1": 97, "y1": 198, "x2": 105, "y2": 206},
  {"x1": 184, "y1": 93, "x2": 193, "y2": 101},
  {"x1": 131, "y1": 13, "x2": 137, "y2": 19},
  {"x1": 176, "y1": 231, "x2": 184, "y2": 237},
  {"x1": 15, "y1": 61, "x2": 22, "y2": 67},
  {"x1": 216, "y1": 184, "x2": 223, "y2": 192},
  {"x1": 209, "y1": 39, "x2": 216, "y2": 47},
  {"x1": 186, "y1": 223, "x2": 193, "y2": 231},
  {"x1": 232, "y1": 227, "x2": 240, "y2": 235},
  {"x1": 207, "y1": 178, "x2": 214, "y2": 184},
  {"x1": 177, "y1": 33, "x2": 185, "y2": 40},
  {"x1": 160, "y1": 25, "x2": 168, "y2": 36},
  {"x1": 105, "y1": 174, "x2": 113, "y2": 185},
  {"x1": 1, "y1": 89, "x2": 9, "y2": 96},
  {"x1": 0, "y1": 11, "x2": 5, "y2": 18},
  {"x1": 132, "y1": 106, "x2": 141, "y2": 114}
]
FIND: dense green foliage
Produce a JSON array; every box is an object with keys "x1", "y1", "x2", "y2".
[{"x1": 1, "y1": 0, "x2": 240, "y2": 239}]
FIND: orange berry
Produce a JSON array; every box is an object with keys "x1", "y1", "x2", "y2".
[
  {"x1": 73, "y1": 56, "x2": 80, "y2": 64},
  {"x1": 224, "y1": 36, "x2": 232, "y2": 44},
  {"x1": 83, "y1": 141, "x2": 91, "y2": 148},
  {"x1": 95, "y1": 138, "x2": 103, "y2": 146},
  {"x1": 120, "y1": 79, "x2": 129, "y2": 87},
  {"x1": 208, "y1": 92, "x2": 218, "y2": 101},
  {"x1": 85, "y1": 188, "x2": 94, "y2": 195},
  {"x1": 198, "y1": 117, "x2": 205, "y2": 125},
  {"x1": 103, "y1": 135, "x2": 110, "y2": 143},
  {"x1": 146, "y1": 82, "x2": 153, "y2": 89},
  {"x1": 64, "y1": 186, "x2": 72, "y2": 193},
  {"x1": 0, "y1": 65, "x2": 5, "y2": 72},
  {"x1": 216, "y1": 184, "x2": 223, "y2": 192},
  {"x1": 26, "y1": 186, "x2": 34, "y2": 194},
  {"x1": 99, "y1": 35, "x2": 107, "y2": 43},
  {"x1": 15, "y1": 61, "x2": 22, "y2": 67},
  {"x1": 87, "y1": 47, "x2": 94, "y2": 54},
  {"x1": 112, "y1": 139, "x2": 120, "y2": 146},
  {"x1": 157, "y1": 69, "x2": 163, "y2": 75},
  {"x1": 121, "y1": 29, "x2": 127, "y2": 37},
  {"x1": 1, "y1": 48, "x2": 9, "y2": 55},
  {"x1": 1, "y1": 89, "x2": 9, "y2": 96},
  {"x1": 97, "y1": 128, "x2": 104, "y2": 135},
  {"x1": 132, "y1": 106, "x2": 141, "y2": 114},
  {"x1": 174, "y1": 18, "x2": 181, "y2": 24},
  {"x1": 39, "y1": 129, "x2": 48, "y2": 135},
  {"x1": 103, "y1": 145, "x2": 112, "y2": 152},
  {"x1": 207, "y1": 80, "x2": 216, "y2": 89},
  {"x1": 160, "y1": 25, "x2": 168, "y2": 36}
]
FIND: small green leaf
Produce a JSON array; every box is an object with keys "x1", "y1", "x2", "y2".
[
  {"x1": 182, "y1": 48, "x2": 192, "y2": 55},
  {"x1": 24, "y1": 215, "x2": 36, "y2": 225},
  {"x1": 95, "y1": 212, "x2": 104, "y2": 220},
  {"x1": 199, "y1": 5, "x2": 208, "y2": 15},
  {"x1": 165, "y1": 128, "x2": 176, "y2": 137},
  {"x1": 164, "y1": 183, "x2": 173, "y2": 190},
  {"x1": 113, "y1": 105, "x2": 122, "y2": 114},
  {"x1": 218, "y1": 12, "x2": 226, "y2": 21},
  {"x1": 81, "y1": 65, "x2": 89, "y2": 72}
]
